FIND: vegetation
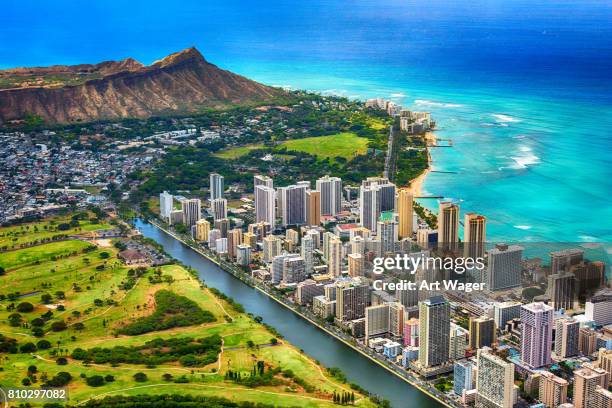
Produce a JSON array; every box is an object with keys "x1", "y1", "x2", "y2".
[
  {"x1": 278, "y1": 132, "x2": 369, "y2": 161},
  {"x1": 117, "y1": 289, "x2": 216, "y2": 335},
  {"x1": 72, "y1": 335, "x2": 222, "y2": 367}
]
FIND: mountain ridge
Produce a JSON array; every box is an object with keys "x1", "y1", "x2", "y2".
[{"x1": 0, "y1": 47, "x2": 284, "y2": 125}]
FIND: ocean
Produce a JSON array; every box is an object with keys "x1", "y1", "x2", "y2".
[{"x1": 2, "y1": 0, "x2": 611, "y2": 243}]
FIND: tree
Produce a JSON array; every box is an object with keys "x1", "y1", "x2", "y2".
[
  {"x1": 86, "y1": 375, "x2": 105, "y2": 387},
  {"x1": 56, "y1": 357, "x2": 68, "y2": 365},
  {"x1": 40, "y1": 293, "x2": 53, "y2": 304},
  {"x1": 20, "y1": 342, "x2": 37, "y2": 353},
  {"x1": 16, "y1": 302, "x2": 34, "y2": 312},
  {"x1": 133, "y1": 372, "x2": 148, "y2": 382},
  {"x1": 0, "y1": 266, "x2": 5, "y2": 276},
  {"x1": 50, "y1": 320, "x2": 67, "y2": 332},
  {"x1": 104, "y1": 375, "x2": 115, "y2": 382}
]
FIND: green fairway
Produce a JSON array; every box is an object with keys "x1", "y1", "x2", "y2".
[
  {"x1": 213, "y1": 144, "x2": 264, "y2": 159},
  {"x1": 278, "y1": 132, "x2": 369, "y2": 161},
  {"x1": 0, "y1": 215, "x2": 376, "y2": 407}
]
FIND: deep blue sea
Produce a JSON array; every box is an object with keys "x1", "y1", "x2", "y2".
[{"x1": 2, "y1": 0, "x2": 612, "y2": 243}]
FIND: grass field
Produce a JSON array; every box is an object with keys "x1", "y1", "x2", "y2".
[
  {"x1": 213, "y1": 144, "x2": 264, "y2": 160},
  {"x1": 0, "y1": 213, "x2": 113, "y2": 249},
  {"x1": 278, "y1": 133, "x2": 369, "y2": 161},
  {"x1": 0, "y1": 216, "x2": 375, "y2": 407}
]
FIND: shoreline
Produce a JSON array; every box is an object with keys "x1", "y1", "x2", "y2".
[
  {"x1": 143, "y1": 218, "x2": 455, "y2": 408},
  {"x1": 406, "y1": 131, "x2": 435, "y2": 197}
]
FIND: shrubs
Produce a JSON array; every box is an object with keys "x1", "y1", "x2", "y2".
[
  {"x1": 117, "y1": 290, "x2": 215, "y2": 335},
  {"x1": 36, "y1": 339, "x2": 51, "y2": 350},
  {"x1": 44, "y1": 372, "x2": 72, "y2": 387},
  {"x1": 86, "y1": 375, "x2": 105, "y2": 387},
  {"x1": 19, "y1": 342, "x2": 37, "y2": 353},
  {"x1": 133, "y1": 372, "x2": 147, "y2": 382},
  {"x1": 71, "y1": 335, "x2": 222, "y2": 367},
  {"x1": 50, "y1": 320, "x2": 67, "y2": 332},
  {"x1": 56, "y1": 357, "x2": 68, "y2": 365},
  {"x1": 16, "y1": 302, "x2": 34, "y2": 312}
]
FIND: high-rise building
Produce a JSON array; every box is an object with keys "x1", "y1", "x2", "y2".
[
  {"x1": 194, "y1": 219, "x2": 210, "y2": 242},
  {"x1": 449, "y1": 324, "x2": 468, "y2": 360},
  {"x1": 378, "y1": 219, "x2": 398, "y2": 254},
  {"x1": 365, "y1": 303, "x2": 390, "y2": 341},
  {"x1": 597, "y1": 349, "x2": 612, "y2": 384},
  {"x1": 335, "y1": 278, "x2": 369, "y2": 322},
  {"x1": 493, "y1": 301, "x2": 522, "y2": 330},
  {"x1": 159, "y1": 191, "x2": 173, "y2": 220},
  {"x1": 181, "y1": 198, "x2": 201, "y2": 227},
  {"x1": 282, "y1": 255, "x2": 306, "y2": 284},
  {"x1": 301, "y1": 234, "x2": 315, "y2": 274},
  {"x1": 255, "y1": 185, "x2": 276, "y2": 228},
  {"x1": 397, "y1": 188, "x2": 414, "y2": 239},
  {"x1": 554, "y1": 317, "x2": 579, "y2": 358},
  {"x1": 306, "y1": 190, "x2": 321, "y2": 226},
  {"x1": 254, "y1": 174, "x2": 273, "y2": 189},
  {"x1": 437, "y1": 202, "x2": 459, "y2": 251},
  {"x1": 279, "y1": 183, "x2": 308, "y2": 226},
  {"x1": 538, "y1": 371, "x2": 568, "y2": 408},
  {"x1": 214, "y1": 237, "x2": 228, "y2": 254},
  {"x1": 592, "y1": 386, "x2": 612, "y2": 408},
  {"x1": 263, "y1": 235, "x2": 282, "y2": 263},
  {"x1": 296, "y1": 280, "x2": 325, "y2": 305},
  {"x1": 227, "y1": 228, "x2": 243, "y2": 259},
  {"x1": 362, "y1": 177, "x2": 395, "y2": 212},
  {"x1": 271, "y1": 253, "x2": 290, "y2": 284},
  {"x1": 236, "y1": 244, "x2": 251, "y2": 266},
  {"x1": 548, "y1": 271, "x2": 577, "y2": 311},
  {"x1": 359, "y1": 184, "x2": 381, "y2": 233},
  {"x1": 388, "y1": 302, "x2": 405, "y2": 339},
  {"x1": 469, "y1": 316, "x2": 496, "y2": 349},
  {"x1": 520, "y1": 302, "x2": 554, "y2": 368},
  {"x1": 327, "y1": 237, "x2": 343, "y2": 277},
  {"x1": 214, "y1": 218, "x2": 230, "y2": 238},
  {"x1": 248, "y1": 221, "x2": 271, "y2": 241},
  {"x1": 418, "y1": 296, "x2": 451, "y2": 367},
  {"x1": 397, "y1": 286, "x2": 420, "y2": 308},
  {"x1": 574, "y1": 365, "x2": 609, "y2": 408},
  {"x1": 579, "y1": 327, "x2": 600, "y2": 356},
  {"x1": 464, "y1": 213, "x2": 486, "y2": 259},
  {"x1": 209, "y1": 173, "x2": 224, "y2": 200},
  {"x1": 285, "y1": 228, "x2": 299, "y2": 252},
  {"x1": 476, "y1": 347, "x2": 516, "y2": 408},
  {"x1": 586, "y1": 289, "x2": 612, "y2": 326},
  {"x1": 243, "y1": 232, "x2": 257, "y2": 249},
  {"x1": 211, "y1": 198, "x2": 227, "y2": 221},
  {"x1": 207, "y1": 229, "x2": 221, "y2": 247},
  {"x1": 574, "y1": 261, "x2": 606, "y2": 299},
  {"x1": 404, "y1": 318, "x2": 419, "y2": 346},
  {"x1": 316, "y1": 175, "x2": 342, "y2": 216},
  {"x1": 348, "y1": 253, "x2": 364, "y2": 277},
  {"x1": 486, "y1": 244, "x2": 523, "y2": 291},
  {"x1": 454, "y1": 360, "x2": 476, "y2": 396},
  {"x1": 550, "y1": 248, "x2": 584, "y2": 274}
]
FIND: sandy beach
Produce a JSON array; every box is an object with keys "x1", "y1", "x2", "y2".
[{"x1": 406, "y1": 131, "x2": 435, "y2": 197}]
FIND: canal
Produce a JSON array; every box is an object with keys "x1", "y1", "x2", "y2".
[{"x1": 134, "y1": 219, "x2": 442, "y2": 408}]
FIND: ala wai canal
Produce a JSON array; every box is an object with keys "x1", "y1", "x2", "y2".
[{"x1": 134, "y1": 219, "x2": 441, "y2": 408}]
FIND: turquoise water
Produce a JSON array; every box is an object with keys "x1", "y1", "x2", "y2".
[{"x1": 2, "y1": 0, "x2": 611, "y2": 242}]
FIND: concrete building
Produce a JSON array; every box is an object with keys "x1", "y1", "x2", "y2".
[
  {"x1": 194, "y1": 219, "x2": 210, "y2": 242},
  {"x1": 255, "y1": 185, "x2": 276, "y2": 228},
  {"x1": 316, "y1": 175, "x2": 342, "y2": 216},
  {"x1": 486, "y1": 244, "x2": 523, "y2": 291},
  {"x1": 418, "y1": 296, "x2": 451, "y2": 368},
  {"x1": 437, "y1": 202, "x2": 459, "y2": 251},
  {"x1": 282, "y1": 255, "x2": 306, "y2": 284},
  {"x1": 493, "y1": 301, "x2": 522, "y2": 330},
  {"x1": 454, "y1": 359, "x2": 476, "y2": 396},
  {"x1": 404, "y1": 318, "x2": 419, "y2": 347},
  {"x1": 296, "y1": 280, "x2": 325, "y2": 305},
  {"x1": 335, "y1": 278, "x2": 369, "y2": 322},
  {"x1": 263, "y1": 235, "x2": 282, "y2": 263},
  {"x1": 378, "y1": 219, "x2": 398, "y2": 254},
  {"x1": 579, "y1": 327, "x2": 600, "y2": 356},
  {"x1": 449, "y1": 324, "x2": 468, "y2": 360},
  {"x1": 550, "y1": 248, "x2": 584, "y2": 274},
  {"x1": 469, "y1": 316, "x2": 496, "y2": 349},
  {"x1": 327, "y1": 237, "x2": 343, "y2": 277},
  {"x1": 209, "y1": 172, "x2": 224, "y2": 200},
  {"x1": 548, "y1": 271, "x2": 577, "y2": 311},
  {"x1": 236, "y1": 244, "x2": 251, "y2": 266},
  {"x1": 586, "y1": 289, "x2": 612, "y2": 327},
  {"x1": 181, "y1": 198, "x2": 201, "y2": 227},
  {"x1": 554, "y1": 317, "x2": 580, "y2": 358},
  {"x1": 306, "y1": 190, "x2": 321, "y2": 226},
  {"x1": 348, "y1": 253, "x2": 364, "y2": 277},
  {"x1": 159, "y1": 191, "x2": 173, "y2": 221},
  {"x1": 574, "y1": 365, "x2": 609, "y2": 408},
  {"x1": 279, "y1": 183, "x2": 308, "y2": 226},
  {"x1": 476, "y1": 347, "x2": 516, "y2": 408},
  {"x1": 254, "y1": 174, "x2": 273, "y2": 189},
  {"x1": 211, "y1": 198, "x2": 227, "y2": 221},
  {"x1": 538, "y1": 371, "x2": 568, "y2": 408},
  {"x1": 397, "y1": 188, "x2": 413, "y2": 239},
  {"x1": 463, "y1": 213, "x2": 486, "y2": 259},
  {"x1": 359, "y1": 184, "x2": 381, "y2": 234},
  {"x1": 301, "y1": 234, "x2": 315, "y2": 274},
  {"x1": 520, "y1": 302, "x2": 554, "y2": 368},
  {"x1": 227, "y1": 228, "x2": 243, "y2": 259}
]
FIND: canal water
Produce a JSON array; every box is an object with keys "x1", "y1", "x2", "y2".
[{"x1": 134, "y1": 219, "x2": 441, "y2": 408}]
